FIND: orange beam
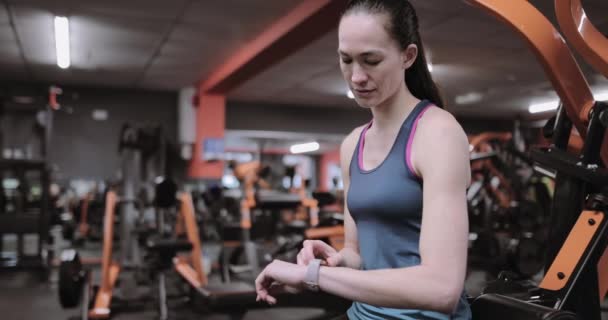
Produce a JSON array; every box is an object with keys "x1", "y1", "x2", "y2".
[
  {"x1": 100, "y1": 192, "x2": 117, "y2": 295},
  {"x1": 89, "y1": 191, "x2": 119, "y2": 319},
  {"x1": 464, "y1": 0, "x2": 608, "y2": 165},
  {"x1": 90, "y1": 263, "x2": 120, "y2": 319},
  {"x1": 555, "y1": 0, "x2": 608, "y2": 166},
  {"x1": 177, "y1": 193, "x2": 207, "y2": 286},
  {"x1": 555, "y1": 0, "x2": 608, "y2": 78},
  {"x1": 539, "y1": 211, "x2": 604, "y2": 291},
  {"x1": 201, "y1": 0, "x2": 346, "y2": 94},
  {"x1": 175, "y1": 258, "x2": 204, "y2": 288},
  {"x1": 188, "y1": 94, "x2": 225, "y2": 179},
  {"x1": 78, "y1": 193, "x2": 91, "y2": 236}
]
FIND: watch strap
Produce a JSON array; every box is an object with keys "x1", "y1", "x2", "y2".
[{"x1": 304, "y1": 259, "x2": 322, "y2": 291}]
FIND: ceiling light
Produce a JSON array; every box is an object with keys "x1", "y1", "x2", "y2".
[
  {"x1": 290, "y1": 142, "x2": 319, "y2": 154},
  {"x1": 455, "y1": 92, "x2": 483, "y2": 105},
  {"x1": 529, "y1": 100, "x2": 559, "y2": 114},
  {"x1": 54, "y1": 16, "x2": 71, "y2": 69},
  {"x1": 347, "y1": 90, "x2": 354, "y2": 99},
  {"x1": 595, "y1": 91, "x2": 608, "y2": 101},
  {"x1": 528, "y1": 89, "x2": 608, "y2": 114},
  {"x1": 427, "y1": 63, "x2": 433, "y2": 72}
]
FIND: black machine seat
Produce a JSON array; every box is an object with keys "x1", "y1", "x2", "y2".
[
  {"x1": 195, "y1": 281, "x2": 258, "y2": 310},
  {"x1": 147, "y1": 238, "x2": 193, "y2": 270},
  {"x1": 471, "y1": 294, "x2": 579, "y2": 320},
  {"x1": 148, "y1": 238, "x2": 193, "y2": 253},
  {"x1": 255, "y1": 190, "x2": 301, "y2": 210}
]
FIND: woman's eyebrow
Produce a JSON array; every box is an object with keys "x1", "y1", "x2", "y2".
[{"x1": 337, "y1": 50, "x2": 383, "y2": 56}]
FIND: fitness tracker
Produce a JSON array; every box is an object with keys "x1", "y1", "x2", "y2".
[{"x1": 304, "y1": 259, "x2": 322, "y2": 291}]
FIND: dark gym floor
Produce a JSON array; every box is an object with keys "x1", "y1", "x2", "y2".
[
  {"x1": 1, "y1": 230, "x2": 607, "y2": 320},
  {"x1": 0, "y1": 229, "x2": 336, "y2": 320},
  {"x1": 0, "y1": 270, "x2": 331, "y2": 320},
  {"x1": 3, "y1": 269, "x2": 607, "y2": 320}
]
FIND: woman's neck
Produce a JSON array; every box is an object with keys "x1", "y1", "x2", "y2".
[{"x1": 370, "y1": 86, "x2": 419, "y2": 134}]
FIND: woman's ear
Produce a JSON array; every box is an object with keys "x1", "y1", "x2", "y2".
[{"x1": 402, "y1": 44, "x2": 418, "y2": 69}]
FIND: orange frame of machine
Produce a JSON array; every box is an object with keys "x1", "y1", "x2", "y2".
[
  {"x1": 88, "y1": 191, "x2": 120, "y2": 319},
  {"x1": 87, "y1": 192, "x2": 208, "y2": 319},
  {"x1": 553, "y1": 0, "x2": 608, "y2": 301},
  {"x1": 173, "y1": 192, "x2": 207, "y2": 288},
  {"x1": 465, "y1": 0, "x2": 608, "y2": 303},
  {"x1": 239, "y1": 174, "x2": 320, "y2": 232},
  {"x1": 77, "y1": 193, "x2": 92, "y2": 237}
]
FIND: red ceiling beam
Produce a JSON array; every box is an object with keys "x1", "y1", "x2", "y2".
[{"x1": 201, "y1": 0, "x2": 347, "y2": 94}]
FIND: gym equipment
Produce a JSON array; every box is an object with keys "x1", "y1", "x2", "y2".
[
  {"x1": 224, "y1": 160, "x2": 321, "y2": 281},
  {"x1": 172, "y1": 192, "x2": 350, "y2": 319},
  {"x1": 58, "y1": 249, "x2": 87, "y2": 309},
  {"x1": 472, "y1": 294, "x2": 578, "y2": 320},
  {"x1": 0, "y1": 159, "x2": 52, "y2": 280},
  {"x1": 464, "y1": 0, "x2": 608, "y2": 319},
  {"x1": 71, "y1": 191, "x2": 105, "y2": 243},
  {"x1": 58, "y1": 186, "x2": 191, "y2": 320},
  {"x1": 222, "y1": 189, "x2": 309, "y2": 282},
  {"x1": 57, "y1": 123, "x2": 175, "y2": 319},
  {"x1": 468, "y1": 132, "x2": 551, "y2": 278}
]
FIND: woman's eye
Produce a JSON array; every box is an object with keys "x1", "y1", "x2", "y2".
[
  {"x1": 341, "y1": 58, "x2": 353, "y2": 64},
  {"x1": 366, "y1": 60, "x2": 380, "y2": 66}
]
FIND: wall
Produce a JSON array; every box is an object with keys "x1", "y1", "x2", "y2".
[
  {"x1": 226, "y1": 101, "x2": 372, "y2": 134},
  {"x1": 2, "y1": 84, "x2": 517, "y2": 185},
  {"x1": 1, "y1": 83, "x2": 179, "y2": 184},
  {"x1": 51, "y1": 87, "x2": 179, "y2": 182},
  {"x1": 227, "y1": 101, "x2": 515, "y2": 135}
]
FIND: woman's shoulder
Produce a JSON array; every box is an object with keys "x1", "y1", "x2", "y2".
[{"x1": 418, "y1": 105, "x2": 465, "y2": 137}]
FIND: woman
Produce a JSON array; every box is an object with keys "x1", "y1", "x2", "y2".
[{"x1": 255, "y1": 0, "x2": 472, "y2": 318}]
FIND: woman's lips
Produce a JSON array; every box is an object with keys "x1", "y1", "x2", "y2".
[{"x1": 354, "y1": 89, "x2": 375, "y2": 98}]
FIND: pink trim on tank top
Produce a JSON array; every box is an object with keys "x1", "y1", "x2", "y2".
[
  {"x1": 406, "y1": 105, "x2": 432, "y2": 178},
  {"x1": 357, "y1": 122, "x2": 373, "y2": 170}
]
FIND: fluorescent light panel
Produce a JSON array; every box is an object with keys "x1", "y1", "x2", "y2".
[
  {"x1": 595, "y1": 91, "x2": 608, "y2": 101},
  {"x1": 290, "y1": 142, "x2": 319, "y2": 154},
  {"x1": 54, "y1": 16, "x2": 70, "y2": 69},
  {"x1": 347, "y1": 90, "x2": 354, "y2": 99},
  {"x1": 529, "y1": 91, "x2": 608, "y2": 114},
  {"x1": 529, "y1": 101, "x2": 559, "y2": 114}
]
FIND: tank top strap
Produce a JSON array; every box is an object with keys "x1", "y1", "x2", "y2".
[
  {"x1": 403, "y1": 100, "x2": 435, "y2": 179},
  {"x1": 349, "y1": 121, "x2": 373, "y2": 177},
  {"x1": 402, "y1": 99, "x2": 432, "y2": 130}
]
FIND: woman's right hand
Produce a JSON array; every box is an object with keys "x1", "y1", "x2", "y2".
[{"x1": 297, "y1": 240, "x2": 343, "y2": 267}]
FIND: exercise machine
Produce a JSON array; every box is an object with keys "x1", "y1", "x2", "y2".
[
  {"x1": 173, "y1": 192, "x2": 350, "y2": 319},
  {"x1": 464, "y1": 0, "x2": 608, "y2": 319},
  {"x1": 58, "y1": 123, "x2": 174, "y2": 319}
]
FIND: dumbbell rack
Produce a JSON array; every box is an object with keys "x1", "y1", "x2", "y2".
[{"x1": 0, "y1": 159, "x2": 51, "y2": 280}]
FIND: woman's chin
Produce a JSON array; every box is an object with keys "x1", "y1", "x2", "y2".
[{"x1": 354, "y1": 98, "x2": 375, "y2": 109}]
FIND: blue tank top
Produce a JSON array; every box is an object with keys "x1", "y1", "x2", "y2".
[{"x1": 346, "y1": 100, "x2": 472, "y2": 320}]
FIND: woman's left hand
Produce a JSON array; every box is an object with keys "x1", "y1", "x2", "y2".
[{"x1": 255, "y1": 260, "x2": 306, "y2": 305}]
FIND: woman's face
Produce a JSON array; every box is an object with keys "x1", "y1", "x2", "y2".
[{"x1": 338, "y1": 12, "x2": 415, "y2": 109}]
